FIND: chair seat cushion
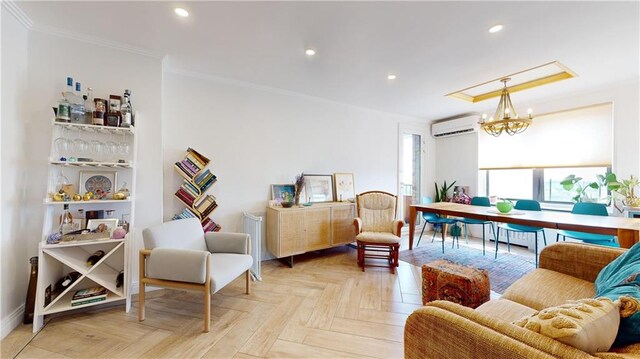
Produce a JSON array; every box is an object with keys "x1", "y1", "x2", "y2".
[
  {"x1": 500, "y1": 223, "x2": 543, "y2": 232},
  {"x1": 476, "y1": 299, "x2": 538, "y2": 323},
  {"x1": 502, "y1": 268, "x2": 595, "y2": 311},
  {"x1": 558, "y1": 230, "x2": 615, "y2": 242},
  {"x1": 210, "y1": 253, "x2": 253, "y2": 294},
  {"x1": 356, "y1": 231, "x2": 401, "y2": 244},
  {"x1": 459, "y1": 217, "x2": 490, "y2": 225}
]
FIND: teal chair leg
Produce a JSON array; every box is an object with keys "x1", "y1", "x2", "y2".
[
  {"x1": 417, "y1": 221, "x2": 428, "y2": 248},
  {"x1": 492, "y1": 224, "x2": 499, "y2": 259},
  {"x1": 542, "y1": 230, "x2": 547, "y2": 246},
  {"x1": 506, "y1": 230, "x2": 511, "y2": 252},
  {"x1": 481, "y1": 224, "x2": 486, "y2": 256},
  {"x1": 464, "y1": 223, "x2": 469, "y2": 244},
  {"x1": 432, "y1": 224, "x2": 439, "y2": 243},
  {"x1": 441, "y1": 225, "x2": 446, "y2": 254},
  {"x1": 556, "y1": 233, "x2": 560, "y2": 242}
]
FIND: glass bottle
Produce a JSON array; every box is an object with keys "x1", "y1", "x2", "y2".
[
  {"x1": 60, "y1": 204, "x2": 74, "y2": 234},
  {"x1": 70, "y1": 82, "x2": 85, "y2": 123},
  {"x1": 84, "y1": 88, "x2": 94, "y2": 124},
  {"x1": 55, "y1": 77, "x2": 72, "y2": 123},
  {"x1": 23, "y1": 256, "x2": 38, "y2": 324},
  {"x1": 120, "y1": 90, "x2": 132, "y2": 128}
]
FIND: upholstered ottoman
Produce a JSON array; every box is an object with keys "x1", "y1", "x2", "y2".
[{"x1": 422, "y1": 260, "x2": 490, "y2": 308}]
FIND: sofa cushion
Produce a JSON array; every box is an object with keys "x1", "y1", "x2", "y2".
[
  {"x1": 595, "y1": 241, "x2": 640, "y2": 346},
  {"x1": 513, "y1": 297, "x2": 621, "y2": 354},
  {"x1": 502, "y1": 268, "x2": 595, "y2": 310},
  {"x1": 476, "y1": 299, "x2": 537, "y2": 322}
]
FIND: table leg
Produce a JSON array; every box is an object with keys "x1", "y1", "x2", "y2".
[
  {"x1": 409, "y1": 206, "x2": 417, "y2": 250},
  {"x1": 617, "y1": 229, "x2": 639, "y2": 249}
]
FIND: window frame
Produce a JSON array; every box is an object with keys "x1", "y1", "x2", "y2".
[{"x1": 482, "y1": 166, "x2": 612, "y2": 204}]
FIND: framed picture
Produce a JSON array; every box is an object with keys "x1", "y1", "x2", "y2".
[
  {"x1": 333, "y1": 173, "x2": 355, "y2": 202},
  {"x1": 79, "y1": 171, "x2": 117, "y2": 199},
  {"x1": 87, "y1": 219, "x2": 119, "y2": 238},
  {"x1": 271, "y1": 184, "x2": 295, "y2": 203},
  {"x1": 303, "y1": 174, "x2": 334, "y2": 202}
]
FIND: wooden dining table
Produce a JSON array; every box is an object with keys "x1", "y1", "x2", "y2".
[{"x1": 408, "y1": 202, "x2": 640, "y2": 250}]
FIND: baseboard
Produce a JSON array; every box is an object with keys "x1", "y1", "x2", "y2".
[
  {"x1": 129, "y1": 281, "x2": 163, "y2": 296},
  {"x1": 1, "y1": 304, "x2": 25, "y2": 340}
]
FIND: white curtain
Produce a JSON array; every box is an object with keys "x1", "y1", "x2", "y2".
[{"x1": 478, "y1": 103, "x2": 613, "y2": 169}]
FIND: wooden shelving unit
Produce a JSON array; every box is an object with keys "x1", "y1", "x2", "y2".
[
  {"x1": 173, "y1": 148, "x2": 221, "y2": 232},
  {"x1": 33, "y1": 119, "x2": 136, "y2": 333}
]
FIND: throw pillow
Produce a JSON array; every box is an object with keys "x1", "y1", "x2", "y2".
[
  {"x1": 595, "y1": 241, "x2": 640, "y2": 345},
  {"x1": 512, "y1": 297, "x2": 635, "y2": 353}
]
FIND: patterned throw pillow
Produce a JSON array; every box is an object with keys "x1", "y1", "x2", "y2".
[{"x1": 513, "y1": 297, "x2": 638, "y2": 353}]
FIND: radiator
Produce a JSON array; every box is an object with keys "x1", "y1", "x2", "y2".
[{"x1": 242, "y1": 212, "x2": 262, "y2": 281}]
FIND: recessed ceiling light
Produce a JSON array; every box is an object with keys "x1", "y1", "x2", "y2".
[
  {"x1": 305, "y1": 49, "x2": 316, "y2": 56},
  {"x1": 174, "y1": 8, "x2": 189, "y2": 17},
  {"x1": 489, "y1": 24, "x2": 503, "y2": 33},
  {"x1": 387, "y1": 74, "x2": 397, "y2": 80}
]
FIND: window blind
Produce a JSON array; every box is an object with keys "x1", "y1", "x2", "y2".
[{"x1": 478, "y1": 103, "x2": 613, "y2": 169}]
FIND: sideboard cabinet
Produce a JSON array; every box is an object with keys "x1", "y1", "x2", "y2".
[{"x1": 266, "y1": 202, "x2": 355, "y2": 261}]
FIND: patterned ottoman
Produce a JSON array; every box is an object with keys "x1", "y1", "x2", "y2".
[{"x1": 422, "y1": 260, "x2": 490, "y2": 308}]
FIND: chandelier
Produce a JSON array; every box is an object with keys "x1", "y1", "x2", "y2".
[{"x1": 478, "y1": 78, "x2": 533, "y2": 137}]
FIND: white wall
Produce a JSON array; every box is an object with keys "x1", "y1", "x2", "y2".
[
  {"x1": 434, "y1": 80, "x2": 640, "y2": 198},
  {"x1": 162, "y1": 69, "x2": 428, "y2": 234},
  {"x1": 0, "y1": 26, "x2": 164, "y2": 337},
  {"x1": 1, "y1": 8, "x2": 30, "y2": 338}
]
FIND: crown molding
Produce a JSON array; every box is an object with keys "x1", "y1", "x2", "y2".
[
  {"x1": 2, "y1": 0, "x2": 34, "y2": 29},
  {"x1": 164, "y1": 66, "x2": 423, "y2": 121},
  {"x1": 31, "y1": 24, "x2": 163, "y2": 59}
]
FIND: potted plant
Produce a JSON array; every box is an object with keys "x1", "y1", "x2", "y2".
[
  {"x1": 613, "y1": 175, "x2": 640, "y2": 209},
  {"x1": 560, "y1": 172, "x2": 620, "y2": 204},
  {"x1": 434, "y1": 180, "x2": 456, "y2": 202}
]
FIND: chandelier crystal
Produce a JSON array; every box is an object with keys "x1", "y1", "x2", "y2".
[{"x1": 478, "y1": 78, "x2": 533, "y2": 137}]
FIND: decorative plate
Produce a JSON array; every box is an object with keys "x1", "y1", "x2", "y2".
[{"x1": 84, "y1": 175, "x2": 113, "y2": 194}]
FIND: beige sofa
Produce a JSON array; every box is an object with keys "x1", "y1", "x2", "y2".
[{"x1": 405, "y1": 242, "x2": 640, "y2": 358}]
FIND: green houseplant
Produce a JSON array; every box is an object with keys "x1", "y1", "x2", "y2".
[
  {"x1": 613, "y1": 175, "x2": 640, "y2": 208},
  {"x1": 560, "y1": 172, "x2": 620, "y2": 203},
  {"x1": 434, "y1": 180, "x2": 456, "y2": 202}
]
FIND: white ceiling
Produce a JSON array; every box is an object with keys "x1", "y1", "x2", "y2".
[{"x1": 17, "y1": 1, "x2": 640, "y2": 120}]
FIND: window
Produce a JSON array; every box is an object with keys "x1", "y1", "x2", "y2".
[
  {"x1": 479, "y1": 166, "x2": 610, "y2": 203},
  {"x1": 478, "y1": 103, "x2": 613, "y2": 204}
]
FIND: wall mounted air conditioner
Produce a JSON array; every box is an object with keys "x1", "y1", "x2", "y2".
[{"x1": 431, "y1": 115, "x2": 479, "y2": 138}]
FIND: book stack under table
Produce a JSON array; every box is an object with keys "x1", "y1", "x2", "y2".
[
  {"x1": 71, "y1": 286, "x2": 108, "y2": 306},
  {"x1": 173, "y1": 148, "x2": 221, "y2": 232}
]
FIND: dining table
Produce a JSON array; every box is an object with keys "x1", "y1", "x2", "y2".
[{"x1": 408, "y1": 202, "x2": 640, "y2": 250}]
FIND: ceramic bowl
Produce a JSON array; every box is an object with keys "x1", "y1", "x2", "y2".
[
  {"x1": 281, "y1": 201, "x2": 294, "y2": 208},
  {"x1": 496, "y1": 201, "x2": 513, "y2": 213}
]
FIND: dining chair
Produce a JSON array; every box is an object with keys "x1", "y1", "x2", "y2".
[
  {"x1": 458, "y1": 196, "x2": 497, "y2": 257},
  {"x1": 496, "y1": 199, "x2": 547, "y2": 267},
  {"x1": 556, "y1": 202, "x2": 619, "y2": 247},
  {"x1": 417, "y1": 197, "x2": 459, "y2": 253}
]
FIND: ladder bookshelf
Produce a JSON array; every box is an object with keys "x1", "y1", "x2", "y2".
[{"x1": 173, "y1": 148, "x2": 221, "y2": 232}]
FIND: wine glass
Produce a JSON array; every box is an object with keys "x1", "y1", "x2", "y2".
[
  {"x1": 90, "y1": 140, "x2": 104, "y2": 161},
  {"x1": 72, "y1": 139, "x2": 88, "y2": 156},
  {"x1": 55, "y1": 137, "x2": 70, "y2": 157},
  {"x1": 105, "y1": 141, "x2": 118, "y2": 162}
]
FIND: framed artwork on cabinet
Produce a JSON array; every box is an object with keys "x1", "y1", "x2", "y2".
[
  {"x1": 334, "y1": 173, "x2": 355, "y2": 202},
  {"x1": 87, "y1": 219, "x2": 119, "y2": 238},
  {"x1": 271, "y1": 184, "x2": 295, "y2": 203},
  {"x1": 303, "y1": 174, "x2": 334, "y2": 202}
]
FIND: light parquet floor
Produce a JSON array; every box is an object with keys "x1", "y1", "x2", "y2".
[
  {"x1": 2, "y1": 231, "x2": 535, "y2": 359},
  {"x1": 2, "y1": 245, "x2": 423, "y2": 359}
]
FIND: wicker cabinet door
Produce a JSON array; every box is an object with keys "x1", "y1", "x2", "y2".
[
  {"x1": 304, "y1": 208, "x2": 331, "y2": 251},
  {"x1": 279, "y1": 211, "x2": 305, "y2": 257},
  {"x1": 331, "y1": 205, "x2": 356, "y2": 245}
]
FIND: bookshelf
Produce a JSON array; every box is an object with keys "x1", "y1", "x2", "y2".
[{"x1": 173, "y1": 148, "x2": 221, "y2": 232}]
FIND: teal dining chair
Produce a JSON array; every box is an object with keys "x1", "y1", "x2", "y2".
[
  {"x1": 556, "y1": 202, "x2": 619, "y2": 247},
  {"x1": 496, "y1": 199, "x2": 547, "y2": 267},
  {"x1": 417, "y1": 197, "x2": 459, "y2": 253},
  {"x1": 458, "y1": 197, "x2": 497, "y2": 257}
]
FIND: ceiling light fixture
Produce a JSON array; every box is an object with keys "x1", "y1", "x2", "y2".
[
  {"x1": 387, "y1": 74, "x2": 397, "y2": 80},
  {"x1": 488, "y1": 24, "x2": 503, "y2": 33},
  {"x1": 174, "y1": 8, "x2": 189, "y2": 17},
  {"x1": 305, "y1": 49, "x2": 316, "y2": 56},
  {"x1": 478, "y1": 78, "x2": 533, "y2": 137}
]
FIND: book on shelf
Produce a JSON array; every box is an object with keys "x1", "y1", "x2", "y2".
[
  {"x1": 71, "y1": 296, "x2": 107, "y2": 307},
  {"x1": 186, "y1": 147, "x2": 210, "y2": 167},
  {"x1": 72, "y1": 286, "x2": 108, "y2": 300},
  {"x1": 182, "y1": 180, "x2": 201, "y2": 197},
  {"x1": 174, "y1": 162, "x2": 194, "y2": 179},
  {"x1": 173, "y1": 207, "x2": 199, "y2": 220},
  {"x1": 175, "y1": 188, "x2": 195, "y2": 206},
  {"x1": 202, "y1": 217, "x2": 221, "y2": 232}
]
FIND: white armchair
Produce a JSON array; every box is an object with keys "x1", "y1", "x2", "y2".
[{"x1": 139, "y1": 218, "x2": 253, "y2": 332}]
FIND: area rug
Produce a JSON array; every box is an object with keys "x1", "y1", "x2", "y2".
[{"x1": 399, "y1": 242, "x2": 535, "y2": 294}]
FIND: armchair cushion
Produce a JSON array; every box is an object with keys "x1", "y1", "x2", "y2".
[
  {"x1": 142, "y1": 218, "x2": 207, "y2": 251},
  {"x1": 210, "y1": 253, "x2": 253, "y2": 293},
  {"x1": 356, "y1": 231, "x2": 400, "y2": 244},
  {"x1": 357, "y1": 192, "x2": 396, "y2": 233},
  {"x1": 513, "y1": 297, "x2": 621, "y2": 354},
  {"x1": 205, "y1": 232, "x2": 250, "y2": 254},
  {"x1": 147, "y1": 248, "x2": 209, "y2": 284}
]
